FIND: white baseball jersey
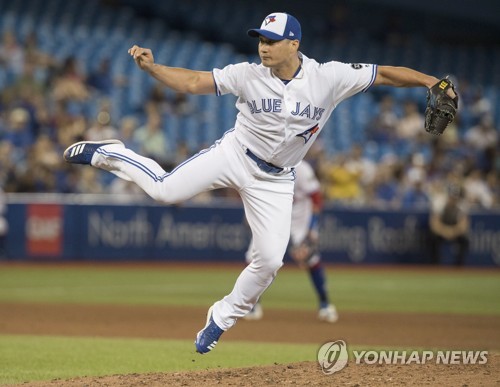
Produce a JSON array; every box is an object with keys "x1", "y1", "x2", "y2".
[
  {"x1": 213, "y1": 53, "x2": 377, "y2": 167},
  {"x1": 290, "y1": 160, "x2": 321, "y2": 245}
]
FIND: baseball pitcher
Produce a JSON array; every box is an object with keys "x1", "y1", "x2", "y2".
[{"x1": 63, "y1": 12, "x2": 458, "y2": 354}]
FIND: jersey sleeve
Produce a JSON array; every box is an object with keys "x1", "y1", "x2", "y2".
[
  {"x1": 329, "y1": 62, "x2": 378, "y2": 105},
  {"x1": 212, "y1": 62, "x2": 249, "y2": 97}
]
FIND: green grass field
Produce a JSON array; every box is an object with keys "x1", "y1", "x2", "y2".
[
  {"x1": 1, "y1": 265, "x2": 498, "y2": 314},
  {"x1": 0, "y1": 264, "x2": 499, "y2": 384},
  {"x1": 0, "y1": 335, "x2": 323, "y2": 384}
]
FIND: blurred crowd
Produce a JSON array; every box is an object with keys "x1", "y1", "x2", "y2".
[
  {"x1": 309, "y1": 92, "x2": 499, "y2": 211},
  {"x1": 0, "y1": 29, "x2": 499, "y2": 211}
]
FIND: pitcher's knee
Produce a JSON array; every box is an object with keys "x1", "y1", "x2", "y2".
[
  {"x1": 149, "y1": 188, "x2": 173, "y2": 204},
  {"x1": 251, "y1": 255, "x2": 284, "y2": 276},
  {"x1": 146, "y1": 183, "x2": 185, "y2": 205},
  {"x1": 250, "y1": 241, "x2": 287, "y2": 274},
  {"x1": 263, "y1": 258, "x2": 283, "y2": 274}
]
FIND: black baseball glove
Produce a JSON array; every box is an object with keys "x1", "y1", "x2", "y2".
[{"x1": 424, "y1": 77, "x2": 459, "y2": 136}]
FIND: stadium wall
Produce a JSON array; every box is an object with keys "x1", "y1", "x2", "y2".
[{"x1": 4, "y1": 194, "x2": 499, "y2": 266}]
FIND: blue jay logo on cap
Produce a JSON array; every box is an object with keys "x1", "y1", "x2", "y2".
[
  {"x1": 265, "y1": 15, "x2": 276, "y2": 25},
  {"x1": 247, "y1": 12, "x2": 302, "y2": 41}
]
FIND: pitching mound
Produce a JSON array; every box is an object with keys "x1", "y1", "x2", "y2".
[{"x1": 15, "y1": 354, "x2": 500, "y2": 386}]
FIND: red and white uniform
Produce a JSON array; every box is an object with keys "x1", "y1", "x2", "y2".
[{"x1": 290, "y1": 160, "x2": 321, "y2": 246}]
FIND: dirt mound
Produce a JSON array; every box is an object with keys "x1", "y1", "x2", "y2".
[{"x1": 15, "y1": 355, "x2": 500, "y2": 386}]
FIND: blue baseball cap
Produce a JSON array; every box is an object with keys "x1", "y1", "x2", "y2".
[{"x1": 247, "y1": 12, "x2": 302, "y2": 41}]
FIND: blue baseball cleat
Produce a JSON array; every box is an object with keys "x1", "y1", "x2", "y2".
[
  {"x1": 195, "y1": 306, "x2": 225, "y2": 354},
  {"x1": 63, "y1": 140, "x2": 124, "y2": 165}
]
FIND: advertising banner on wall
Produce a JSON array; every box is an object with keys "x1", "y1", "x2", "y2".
[
  {"x1": 5, "y1": 198, "x2": 500, "y2": 266},
  {"x1": 25, "y1": 204, "x2": 63, "y2": 258}
]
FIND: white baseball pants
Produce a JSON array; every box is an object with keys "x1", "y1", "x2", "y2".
[{"x1": 91, "y1": 129, "x2": 294, "y2": 330}]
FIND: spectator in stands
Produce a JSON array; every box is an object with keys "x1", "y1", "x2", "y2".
[
  {"x1": 54, "y1": 109, "x2": 87, "y2": 149},
  {"x1": 133, "y1": 106, "x2": 171, "y2": 165},
  {"x1": 371, "y1": 159, "x2": 403, "y2": 209},
  {"x1": 400, "y1": 178, "x2": 430, "y2": 209},
  {"x1": 431, "y1": 167, "x2": 466, "y2": 202},
  {"x1": 345, "y1": 144, "x2": 377, "y2": 188},
  {"x1": 75, "y1": 168, "x2": 105, "y2": 194},
  {"x1": 367, "y1": 94, "x2": 399, "y2": 144},
  {"x1": 3, "y1": 108, "x2": 34, "y2": 155},
  {"x1": 7, "y1": 151, "x2": 57, "y2": 193},
  {"x1": 429, "y1": 186, "x2": 469, "y2": 266},
  {"x1": 173, "y1": 141, "x2": 192, "y2": 166},
  {"x1": 485, "y1": 171, "x2": 499, "y2": 208},
  {"x1": 320, "y1": 154, "x2": 363, "y2": 205},
  {"x1": 168, "y1": 92, "x2": 194, "y2": 117},
  {"x1": 465, "y1": 115, "x2": 498, "y2": 151},
  {"x1": 464, "y1": 115, "x2": 498, "y2": 172},
  {"x1": 0, "y1": 141, "x2": 15, "y2": 187},
  {"x1": 469, "y1": 87, "x2": 492, "y2": 122},
  {"x1": 147, "y1": 84, "x2": 170, "y2": 114},
  {"x1": 463, "y1": 168, "x2": 494, "y2": 210},
  {"x1": 0, "y1": 30, "x2": 24, "y2": 77},
  {"x1": 30, "y1": 95, "x2": 58, "y2": 138},
  {"x1": 396, "y1": 100, "x2": 425, "y2": 142},
  {"x1": 148, "y1": 86, "x2": 194, "y2": 118},
  {"x1": 57, "y1": 168, "x2": 80, "y2": 194},
  {"x1": 29, "y1": 133, "x2": 69, "y2": 192},
  {"x1": 87, "y1": 58, "x2": 115, "y2": 96},
  {"x1": 4, "y1": 59, "x2": 46, "y2": 104},
  {"x1": 302, "y1": 141, "x2": 327, "y2": 177},
  {"x1": 86, "y1": 101, "x2": 119, "y2": 141},
  {"x1": 23, "y1": 31, "x2": 57, "y2": 73},
  {"x1": 118, "y1": 115, "x2": 141, "y2": 152},
  {"x1": 30, "y1": 133, "x2": 60, "y2": 171},
  {"x1": 404, "y1": 152, "x2": 428, "y2": 187},
  {"x1": 52, "y1": 56, "x2": 90, "y2": 103}
]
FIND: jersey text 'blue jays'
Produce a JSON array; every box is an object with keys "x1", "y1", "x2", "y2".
[
  {"x1": 247, "y1": 99, "x2": 282, "y2": 114},
  {"x1": 246, "y1": 99, "x2": 326, "y2": 121},
  {"x1": 290, "y1": 102, "x2": 325, "y2": 120}
]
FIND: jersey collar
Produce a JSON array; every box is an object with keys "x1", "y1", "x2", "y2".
[{"x1": 274, "y1": 52, "x2": 305, "y2": 84}]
